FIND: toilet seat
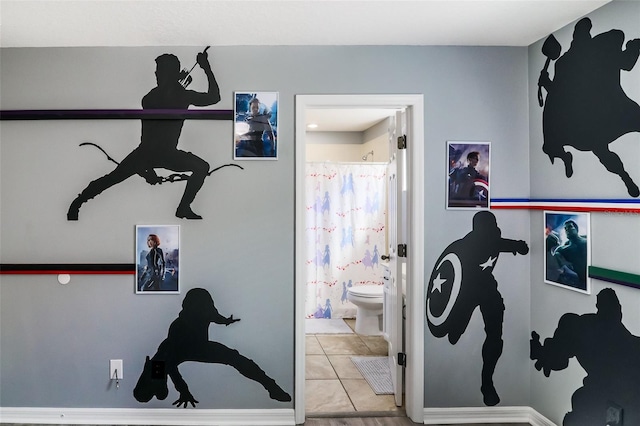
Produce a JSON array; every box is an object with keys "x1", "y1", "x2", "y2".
[{"x1": 348, "y1": 285, "x2": 383, "y2": 298}]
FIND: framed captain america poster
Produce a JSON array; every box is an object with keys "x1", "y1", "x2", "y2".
[{"x1": 447, "y1": 141, "x2": 490, "y2": 209}]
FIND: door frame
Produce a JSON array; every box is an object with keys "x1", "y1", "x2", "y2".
[{"x1": 294, "y1": 94, "x2": 424, "y2": 423}]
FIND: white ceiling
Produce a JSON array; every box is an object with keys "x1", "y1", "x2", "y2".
[{"x1": 1, "y1": 1, "x2": 609, "y2": 48}]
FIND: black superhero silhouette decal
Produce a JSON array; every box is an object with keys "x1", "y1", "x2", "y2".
[
  {"x1": 133, "y1": 288, "x2": 291, "y2": 407},
  {"x1": 68, "y1": 47, "x2": 241, "y2": 221},
  {"x1": 538, "y1": 18, "x2": 640, "y2": 197},
  {"x1": 530, "y1": 288, "x2": 640, "y2": 426},
  {"x1": 426, "y1": 211, "x2": 529, "y2": 406}
]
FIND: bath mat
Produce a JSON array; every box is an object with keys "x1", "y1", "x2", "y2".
[
  {"x1": 305, "y1": 318, "x2": 354, "y2": 334},
  {"x1": 350, "y1": 356, "x2": 394, "y2": 395}
]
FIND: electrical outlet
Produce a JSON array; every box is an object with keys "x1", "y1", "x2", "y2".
[
  {"x1": 109, "y1": 359, "x2": 123, "y2": 380},
  {"x1": 606, "y1": 401, "x2": 623, "y2": 426}
]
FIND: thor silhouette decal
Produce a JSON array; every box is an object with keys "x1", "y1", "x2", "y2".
[
  {"x1": 133, "y1": 288, "x2": 291, "y2": 407},
  {"x1": 537, "y1": 18, "x2": 640, "y2": 197},
  {"x1": 68, "y1": 47, "x2": 242, "y2": 221},
  {"x1": 531, "y1": 288, "x2": 640, "y2": 426},
  {"x1": 426, "y1": 211, "x2": 529, "y2": 406}
]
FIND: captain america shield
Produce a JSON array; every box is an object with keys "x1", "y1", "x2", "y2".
[
  {"x1": 426, "y1": 251, "x2": 462, "y2": 337},
  {"x1": 472, "y1": 178, "x2": 489, "y2": 202}
]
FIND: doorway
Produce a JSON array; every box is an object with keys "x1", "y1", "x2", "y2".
[
  {"x1": 304, "y1": 109, "x2": 396, "y2": 415},
  {"x1": 295, "y1": 95, "x2": 425, "y2": 424}
]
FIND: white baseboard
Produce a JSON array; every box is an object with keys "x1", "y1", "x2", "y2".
[
  {"x1": 423, "y1": 406, "x2": 557, "y2": 426},
  {"x1": 528, "y1": 407, "x2": 557, "y2": 426},
  {"x1": 0, "y1": 407, "x2": 295, "y2": 425},
  {"x1": 1, "y1": 405, "x2": 556, "y2": 426}
]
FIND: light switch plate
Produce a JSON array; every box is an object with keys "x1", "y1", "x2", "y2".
[{"x1": 110, "y1": 359, "x2": 123, "y2": 380}]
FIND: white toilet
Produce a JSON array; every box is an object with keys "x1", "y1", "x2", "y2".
[{"x1": 347, "y1": 285, "x2": 384, "y2": 335}]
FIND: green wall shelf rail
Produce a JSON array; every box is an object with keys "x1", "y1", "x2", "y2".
[{"x1": 588, "y1": 266, "x2": 640, "y2": 290}]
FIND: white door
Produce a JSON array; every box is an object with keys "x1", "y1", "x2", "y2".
[{"x1": 384, "y1": 110, "x2": 406, "y2": 407}]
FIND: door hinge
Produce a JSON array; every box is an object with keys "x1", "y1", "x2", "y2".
[
  {"x1": 398, "y1": 244, "x2": 407, "y2": 258},
  {"x1": 397, "y1": 135, "x2": 406, "y2": 150},
  {"x1": 398, "y1": 352, "x2": 406, "y2": 367}
]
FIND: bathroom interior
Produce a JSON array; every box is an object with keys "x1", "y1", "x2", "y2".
[{"x1": 303, "y1": 107, "x2": 407, "y2": 415}]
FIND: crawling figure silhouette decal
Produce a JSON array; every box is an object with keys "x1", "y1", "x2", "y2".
[
  {"x1": 530, "y1": 288, "x2": 640, "y2": 425},
  {"x1": 426, "y1": 211, "x2": 529, "y2": 406},
  {"x1": 133, "y1": 288, "x2": 291, "y2": 407},
  {"x1": 538, "y1": 18, "x2": 640, "y2": 197}
]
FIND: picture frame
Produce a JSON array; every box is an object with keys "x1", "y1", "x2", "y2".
[
  {"x1": 135, "y1": 225, "x2": 180, "y2": 294},
  {"x1": 234, "y1": 91, "x2": 279, "y2": 160},
  {"x1": 447, "y1": 141, "x2": 490, "y2": 209},
  {"x1": 544, "y1": 211, "x2": 591, "y2": 294}
]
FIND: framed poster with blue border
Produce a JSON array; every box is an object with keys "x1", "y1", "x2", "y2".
[{"x1": 234, "y1": 91, "x2": 278, "y2": 160}]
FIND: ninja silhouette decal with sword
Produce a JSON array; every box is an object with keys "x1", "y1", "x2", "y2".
[{"x1": 68, "y1": 46, "x2": 242, "y2": 221}]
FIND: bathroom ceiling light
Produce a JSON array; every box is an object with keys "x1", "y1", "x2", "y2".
[{"x1": 307, "y1": 123, "x2": 318, "y2": 129}]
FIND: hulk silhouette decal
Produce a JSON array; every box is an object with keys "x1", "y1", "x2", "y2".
[{"x1": 531, "y1": 288, "x2": 640, "y2": 425}]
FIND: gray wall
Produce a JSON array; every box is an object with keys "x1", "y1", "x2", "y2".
[
  {"x1": 1, "y1": 45, "x2": 531, "y2": 409},
  {"x1": 528, "y1": 1, "x2": 640, "y2": 424},
  {"x1": 422, "y1": 47, "x2": 532, "y2": 407}
]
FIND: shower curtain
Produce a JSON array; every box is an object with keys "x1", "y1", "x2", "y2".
[{"x1": 305, "y1": 162, "x2": 387, "y2": 319}]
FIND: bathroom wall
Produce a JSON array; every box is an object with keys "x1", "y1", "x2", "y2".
[
  {"x1": 306, "y1": 132, "x2": 365, "y2": 162},
  {"x1": 306, "y1": 116, "x2": 391, "y2": 163}
]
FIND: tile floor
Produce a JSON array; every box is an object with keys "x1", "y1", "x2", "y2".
[{"x1": 305, "y1": 319, "x2": 403, "y2": 415}]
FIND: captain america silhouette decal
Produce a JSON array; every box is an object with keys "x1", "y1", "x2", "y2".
[
  {"x1": 426, "y1": 211, "x2": 529, "y2": 406},
  {"x1": 537, "y1": 18, "x2": 640, "y2": 197}
]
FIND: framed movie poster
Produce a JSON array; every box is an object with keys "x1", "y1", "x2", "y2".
[
  {"x1": 447, "y1": 141, "x2": 490, "y2": 209},
  {"x1": 135, "y1": 225, "x2": 180, "y2": 294},
  {"x1": 544, "y1": 211, "x2": 591, "y2": 294},
  {"x1": 234, "y1": 91, "x2": 278, "y2": 160}
]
